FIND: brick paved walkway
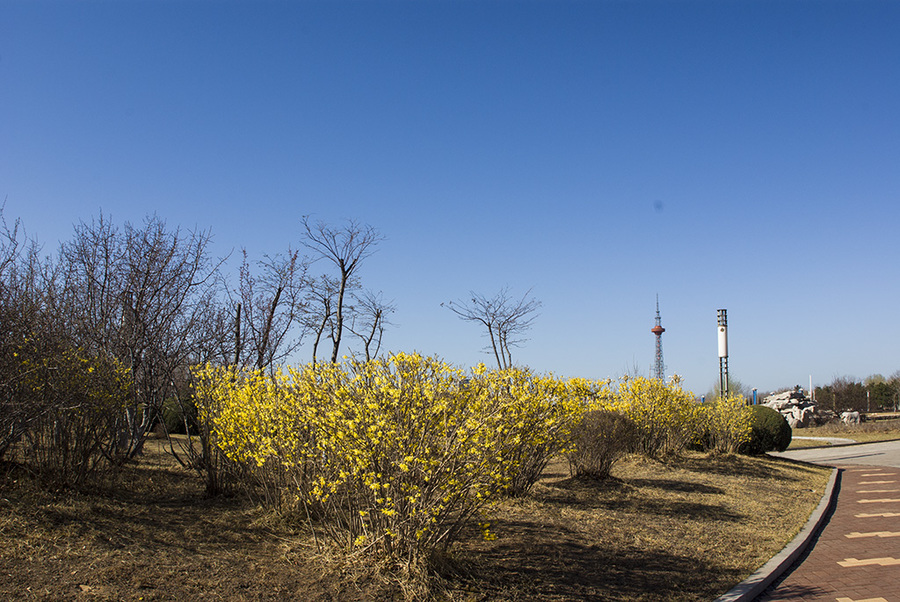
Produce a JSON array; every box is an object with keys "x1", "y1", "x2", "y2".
[{"x1": 758, "y1": 465, "x2": 900, "y2": 602}]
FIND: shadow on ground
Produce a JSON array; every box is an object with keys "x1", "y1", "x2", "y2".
[
  {"x1": 456, "y1": 517, "x2": 741, "y2": 601},
  {"x1": 540, "y1": 476, "x2": 742, "y2": 522},
  {"x1": 674, "y1": 454, "x2": 815, "y2": 482}
]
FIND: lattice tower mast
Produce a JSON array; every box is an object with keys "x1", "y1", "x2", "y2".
[{"x1": 651, "y1": 296, "x2": 665, "y2": 380}]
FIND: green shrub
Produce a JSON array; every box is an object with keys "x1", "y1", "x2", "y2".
[
  {"x1": 567, "y1": 410, "x2": 637, "y2": 479},
  {"x1": 160, "y1": 396, "x2": 198, "y2": 435},
  {"x1": 740, "y1": 405, "x2": 792, "y2": 455}
]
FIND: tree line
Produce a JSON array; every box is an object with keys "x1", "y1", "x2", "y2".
[
  {"x1": 0, "y1": 210, "x2": 396, "y2": 484},
  {"x1": 0, "y1": 207, "x2": 544, "y2": 488},
  {"x1": 813, "y1": 374, "x2": 900, "y2": 413}
]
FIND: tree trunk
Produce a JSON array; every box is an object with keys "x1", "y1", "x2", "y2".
[
  {"x1": 257, "y1": 286, "x2": 283, "y2": 370},
  {"x1": 331, "y1": 269, "x2": 347, "y2": 363}
]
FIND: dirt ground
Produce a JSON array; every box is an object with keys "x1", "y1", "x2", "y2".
[{"x1": 0, "y1": 445, "x2": 829, "y2": 601}]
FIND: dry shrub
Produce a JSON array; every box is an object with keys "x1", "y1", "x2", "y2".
[
  {"x1": 12, "y1": 343, "x2": 130, "y2": 486},
  {"x1": 567, "y1": 410, "x2": 637, "y2": 479},
  {"x1": 813, "y1": 417, "x2": 900, "y2": 435}
]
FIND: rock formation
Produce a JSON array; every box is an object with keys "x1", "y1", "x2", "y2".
[{"x1": 762, "y1": 386, "x2": 833, "y2": 428}]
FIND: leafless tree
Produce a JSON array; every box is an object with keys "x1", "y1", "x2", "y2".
[
  {"x1": 236, "y1": 248, "x2": 309, "y2": 372},
  {"x1": 890, "y1": 370, "x2": 900, "y2": 412},
  {"x1": 300, "y1": 217, "x2": 383, "y2": 363},
  {"x1": 829, "y1": 376, "x2": 868, "y2": 413},
  {"x1": 301, "y1": 274, "x2": 339, "y2": 365},
  {"x1": 0, "y1": 204, "x2": 20, "y2": 278},
  {"x1": 58, "y1": 214, "x2": 228, "y2": 459},
  {"x1": 444, "y1": 287, "x2": 541, "y2": 370},
  {"x1": 348, "y1": 290, "x2": 396, "y2": 361},
  {"x1": 0, "y1": 209, "x2": 137, "y2": 484},
  {"x1": 0, "y1": 210, "x2": 93, "y2": 466},
  {"x1": 0, "y1": 209, "x2": 35, "y2": 460}
]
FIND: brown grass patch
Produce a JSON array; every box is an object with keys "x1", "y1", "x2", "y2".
[
  {"x1": 789, "y1": 419, "x2": 900, "y2": 448},
  {"x1": 0, "y1": 443, "x2": 829, "y2": 601},
  {"x1": 450, "y1": 453, "x2": 829, "y2": 601},
  {"x1": 788, "y1": 438, "x2": 839, "y2": 449}
]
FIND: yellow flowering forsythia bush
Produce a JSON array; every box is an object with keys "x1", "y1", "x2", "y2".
[
  {"x1": 701, "y1": 393, "x2": 753, "y2": 454},
  {"x1": 487, "y1": 369, "x2": 591, "y2": 496},
  {"x1": 193, "y1": 367, "x2": 307, "y2": 507},
  {"x1": 193, "y1": 353, "x2": 593, "y2": 567},
  {"x1": 603, "y1": 376, "x2": 703, "y2": 457},
  {"x1": 10, "y1": 342, "x2": 131, "y2": 484},
  {"x1": 193, "y1": 355, "x2": 752, "y2": 570}
]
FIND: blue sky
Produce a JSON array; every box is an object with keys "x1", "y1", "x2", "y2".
[{"x1": 2, "y1": 0, "x2": 899, "y2": 394}]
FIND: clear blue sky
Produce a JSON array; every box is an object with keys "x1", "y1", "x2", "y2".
[{"x1": 3, "y1": 0, "x2": 899, "y2": 394}]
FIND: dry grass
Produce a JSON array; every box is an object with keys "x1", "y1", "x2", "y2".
[
  {"x1": 450, "y1": 453, "x2": 829, "y2": 601},
  {"x1": 0, "y1": 444, "x2": 366, "y2": 602},
  {"x1": 788, "y1": 438, "x2": 840, "y2": 449},
  {"x1": 0, "y1": 442, "x2": 830, "y2": 601},
  {"x1": 789, "y1": 419, "x2": 900, "y2": 448}
]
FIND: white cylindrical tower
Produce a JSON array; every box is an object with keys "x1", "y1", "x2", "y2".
[{"x1": 717, "y1": 309, "x2": 728, "y2": 398}]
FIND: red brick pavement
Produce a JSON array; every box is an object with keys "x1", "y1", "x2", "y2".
[{"x1": 758, "y1": 466, "x2": 900, "y2": 602}]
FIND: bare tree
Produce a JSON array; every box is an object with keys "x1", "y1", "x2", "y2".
[
  {"x1": 706, "y1": 375, "x2": 750, "y2": 402},
  {"x1": 0, "y1": 209, "x2": 135, "y2": 484},
  {"x1": 829, "y1": 376, "x2": 868, "y2": 413},
  {"x1": 443, "y1": 287, "x2": 541, "y2": 370},
  {"x1": 301, "y1": 274, "x2": 340, "y2": 365},
  {"x1": 300, "y1": 217, "x2": 383, "y2": 363},
  {"x1": 348, "y1": 289, "x2": 396, "y2": 361},
  {"x1": 0, "y1": 209, "x2": 39, "y2": 461},
  {"x1": 890, "y1": 370, "x2": 900, "y2": 412},
  {"x1": 58, "y1": 214, "x2": 228, "y2": 459},
  {"x1": 236, "y1": 248, "x2": 309, "y2": 372},
  {"x1": 0, "y1": 204, "x2": 21, "y2": 278}
]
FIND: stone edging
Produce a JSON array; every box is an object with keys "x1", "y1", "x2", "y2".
[{"x1": 712, "y1": 466, "x2": 840, "y2": 602}]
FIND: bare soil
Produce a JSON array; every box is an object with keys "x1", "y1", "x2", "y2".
[{"x1": 0, "y1": 444, "x2": 830, "y2": 601}]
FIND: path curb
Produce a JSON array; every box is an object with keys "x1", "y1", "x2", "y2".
[{"x1": 713, "y1": 466, "x2": 840, "y2": 602}]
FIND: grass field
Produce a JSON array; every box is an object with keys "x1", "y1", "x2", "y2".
[
  {"x1": 788, "y1": 419, "x2": 900, "y2": 449},
  {"x1": 0, "y1": 440, "x2": 830, "y2": 601}
]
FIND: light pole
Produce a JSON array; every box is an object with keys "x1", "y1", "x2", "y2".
[{"x1": 717, "y1": 309, "x2": 728, "y2": 398}]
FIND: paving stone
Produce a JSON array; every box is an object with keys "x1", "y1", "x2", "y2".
[{"x1": 758, "y1": 467, "x2": 900, "y2": 602}]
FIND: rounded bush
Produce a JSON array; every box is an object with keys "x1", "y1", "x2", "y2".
[
  {"x1": 740, "y1": 405, "x2": 792, "y2": 455},
  {"x1": 567, "y1": 410, "x2": 638, "y2": 479}
]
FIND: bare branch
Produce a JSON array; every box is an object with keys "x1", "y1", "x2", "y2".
[
  {"x1": 300, "y1": 216, "x2": 383, "y2": 363},
  {"x1": 444, "y1": 286, "x2": 541, "y2": 369},
  {"x1": 347, "y1": 289, "x2": 396, "y2": 361},
  {"x1": 237, "y1": 248, "x2": 309, "y2": 372}
]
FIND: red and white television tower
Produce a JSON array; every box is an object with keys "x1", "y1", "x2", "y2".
[{"x1": 651, "y1": 296, "x2": 665, "y2": 380}]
